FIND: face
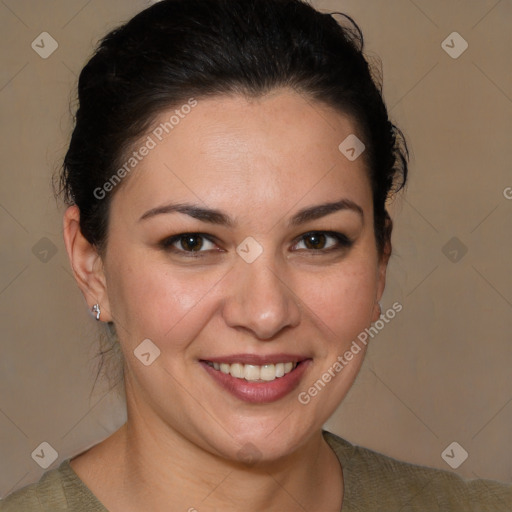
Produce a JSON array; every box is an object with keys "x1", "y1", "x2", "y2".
[{"x1": 76, "y1": 89, "x2": 388, "y2": 461}]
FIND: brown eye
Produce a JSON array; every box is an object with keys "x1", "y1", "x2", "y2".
[
  {"x1": 160, "y1": 233, "x2": 217, "y2": 255},
  {"x1": 179, "y1": 234, "x2": 204, "y2": 252},
  {"x1": 293, "y1": 231, "x2": 353, "y2": 253},
  {"x1": 303, "y1": 232, "x2": 327, "y2": 250}
]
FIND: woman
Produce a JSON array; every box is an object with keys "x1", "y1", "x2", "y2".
[{"x1": 1, "y1": 0, "x2": 510, "y2": 510}]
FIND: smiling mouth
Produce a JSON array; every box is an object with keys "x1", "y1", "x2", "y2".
[{"x1": 204, "y1": 361, "x2": 299, "y2": 382}]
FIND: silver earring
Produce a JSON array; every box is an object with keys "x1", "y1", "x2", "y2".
[
  {"x1": 378, "y1": 302, "x2": 383, "y2": 317},
  {"x1": 92, "y1": 304, "x2": 101, "y2": 321}
]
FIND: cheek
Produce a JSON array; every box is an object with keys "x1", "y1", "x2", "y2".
[
  {"x1": 296, "y1": 259, "x2": 377, "y2": 346},
  {"x1": 107, "y1": 243, "x2": 378, "y2": 355},
  {"x1": 107, "y1": 253, "x2": 222, "y2": 349}
]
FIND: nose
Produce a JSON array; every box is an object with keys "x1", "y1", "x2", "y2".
[{"x1": 222, "y1": 255, "x2": 301, "y2": 340}]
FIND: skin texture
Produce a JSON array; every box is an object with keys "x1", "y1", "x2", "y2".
[{"x1": 63, "y1": 88, "x2": 390, "y2": 512}]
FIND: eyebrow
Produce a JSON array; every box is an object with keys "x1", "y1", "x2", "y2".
[
  {"x1": 288, "y1": 198, "x2": 363, "y2": 227},
  {"x1": 139, "y1": 198, "x2": 364, "y2": 227}
]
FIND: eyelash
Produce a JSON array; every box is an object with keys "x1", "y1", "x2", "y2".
[{"x1": 159, "y1": 231, "x2": 353, "y2": 258}]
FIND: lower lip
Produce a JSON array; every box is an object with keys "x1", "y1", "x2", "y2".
[{"x1": 201, "y1": 360, "x2": 311, "y2": 403}]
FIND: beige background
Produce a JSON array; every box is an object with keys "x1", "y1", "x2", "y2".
[{"x1": 0, "y1": 0, "x2": 511, "y2": 498}]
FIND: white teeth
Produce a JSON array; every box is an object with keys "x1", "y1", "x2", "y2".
[
  {"x1": 260, "y1": 364, "x2": 276, "y2": 381},
  {"x1": 206, "y1": 361, "x2": 298, "y2": 381},
  {"x1": 244, "y1": 364, "x2": 260, "y2": 381},
  {"x1": 230, "y1": 363, "x2": 244, "y2": 379}
]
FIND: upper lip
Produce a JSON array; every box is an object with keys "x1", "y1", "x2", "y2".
[{"x1": 201, "y1": 354, "x2": 310, "y2": 365}]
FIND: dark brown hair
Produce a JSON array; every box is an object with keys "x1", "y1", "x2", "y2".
[
  {"x1": 59, "y1": 0, "x2": 408, "y2": 256},
  {"x1": 57, "y1": 0, "x2": 408, "y2": 393}
]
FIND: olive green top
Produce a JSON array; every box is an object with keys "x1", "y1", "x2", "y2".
[{"x1": 1, "y1": 431, "x2": 510, "y2": 511}]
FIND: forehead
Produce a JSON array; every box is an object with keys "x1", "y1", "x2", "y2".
[{"x1": 111, "y1": 89, "x2": 372, "y2": 223}]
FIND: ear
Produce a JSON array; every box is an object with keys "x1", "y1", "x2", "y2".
[
  {"x1": 63, "y1": 205, "x2": 112, "y2": 322},
  {"x1": 371, "y1": 214, "x2": 392, "y2": 322}
]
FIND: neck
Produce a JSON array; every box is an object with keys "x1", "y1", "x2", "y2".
[
  {"x1": 74, "y1": 378, "x2": 344, "y2": 512},
  {"x1": 108, "y1": 407, "x2": 343, "y2": 512}
]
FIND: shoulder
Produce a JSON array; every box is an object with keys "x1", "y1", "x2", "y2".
[
  {"x1": 0, "y1": 459, "x2": 107, "y2": 512},
  {"x1": 322, "y1": 430, "x2": 512, "y2": 511},
  {"x1": 0, "y1": 462, "x2": 66, "y2": 512}
]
